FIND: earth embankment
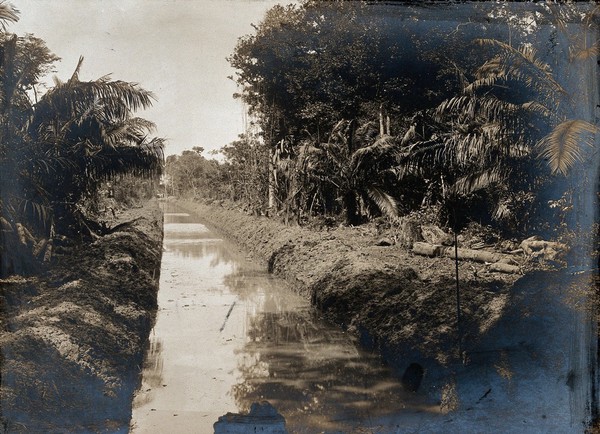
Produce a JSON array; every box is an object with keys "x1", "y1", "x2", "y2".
[
  {"x1": 0, "y1": 200, "x2": 163, "y2": 432},
  {"x1": 174, "y1": 199, "x2": 518, "y2": 368},
  {"x1": 175, "y1": 199, "x2": 598, "y2": 430}
]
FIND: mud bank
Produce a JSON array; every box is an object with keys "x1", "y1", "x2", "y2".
[
  {"x1": 175, "y1": 200, "x2": 518, "y2": 365},
  {"x1": 176, "y1": 199, "x2": 598, "y2": 431},
  {"x1": 0, "y1": 201, "x2": 163, "y2": 432}
]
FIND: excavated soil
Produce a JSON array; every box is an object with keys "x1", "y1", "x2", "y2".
[
  {"x1": 0, "y1": 201, "x2": 163, "y2": 433},
  {"x1": 175, "y1": 200, "x2": 520, "y2": 368},
  {"x1": 174, "y1": 199, "x2": 599, "y2": 430}
]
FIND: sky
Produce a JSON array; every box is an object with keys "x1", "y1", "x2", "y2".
[{"x1": 11, "y1": 0, "x2": 287, "y2": 157}]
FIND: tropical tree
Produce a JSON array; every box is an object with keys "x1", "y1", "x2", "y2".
[
  {"x1": 295, "y1": 121, "x2": 400, "y2": 225},
  {"x1": 396, "y1": 4, "x2": 599, "y2": 233},
  {"x1": 20, "y1": 56, "x2": 164, "y2": 237},
  {"x1": 165, "y1": 147, "x2": 222, "y2": 199},
  {"x1": 229, "y1": 1, "x2": 421, "y2": 217},
  {"x1": 0, "y1": 17, "x2": 164, "y2": 275},
  {"x1": 219, "y1": 135, "x2": 269, "y2": 214}
]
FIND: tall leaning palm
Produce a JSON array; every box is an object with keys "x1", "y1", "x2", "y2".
[{"x1": 23, "y1": 57, "x2": 164, "y2": 235}]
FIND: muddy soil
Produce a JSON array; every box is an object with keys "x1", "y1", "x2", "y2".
[
  {"x1": 175, "y1": 200, "x2": 520, "y2": 368},
  {"x1": 0, "y1": 200, "x2": 163, "y2": 433},
  {"x1": 175, "y1": 199, "x2": 598, "y2": 431}
]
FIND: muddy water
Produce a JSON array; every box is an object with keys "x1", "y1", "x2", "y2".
[{"x1": 129, "y1": 205, "x2": 432, "y2": 433}]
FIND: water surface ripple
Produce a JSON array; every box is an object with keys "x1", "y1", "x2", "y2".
[{"x1": 130, "y1": 204, "x2": 431, "y2": 433}]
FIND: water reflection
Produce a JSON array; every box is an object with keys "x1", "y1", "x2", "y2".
[
  {"x1": 166, "y1": 238, "x2": 231, "y2": 264},
  {"x1": 232, "y1": 307, "x2": 434, "y2": 432},
  {"x1": 131, "y1": 204, "x2": 430, "y2": 433},
  {"x1": 132, "y1": 339, "x2": 164, "y2": 408}
]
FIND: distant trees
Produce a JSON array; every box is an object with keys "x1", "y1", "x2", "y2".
[
  {"x1": 166, "y1": 147, "x2": 213, "y2": 197},
  {"x1": 166, "y1": 1, "x2": 597, "y2": 238},
  {"x1": 165, "y1": 136, "x2": 269, "y2": 214},
  {"x1": 0, "y1": 9, "x2": 164, "y2": 276}
]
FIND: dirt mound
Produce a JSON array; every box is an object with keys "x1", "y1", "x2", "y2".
[
  {"x1": 0, "y1": 201, "x2": 163, "y2": 432},
  {"x1": 176, "y1": 200, "x2": 516, "y2": 367}
]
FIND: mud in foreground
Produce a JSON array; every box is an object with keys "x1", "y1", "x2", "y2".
[{"x1": 0, "y1": 201, "x2": 163, "y2": 432}]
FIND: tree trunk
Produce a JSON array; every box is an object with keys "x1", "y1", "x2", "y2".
[
  {"x1": 379, "y1": 103, "x2": 385, "y2": 137},
  {"x1": 268, "y1": 146, "x2": 275, "y2": 216},
  {"x1": 344, "y1": 190, "x2": 361, "y2": 226}
]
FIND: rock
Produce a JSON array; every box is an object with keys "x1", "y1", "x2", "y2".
[
  {"x1": 375, "y1": 237, "x2": 394, "y2": 246},
  {"x1": 213, "y1": 401, "x2": 288, "y2": 433},
  {"x1": 421, "y1": 225, "x2": 453, "y2": 246}
]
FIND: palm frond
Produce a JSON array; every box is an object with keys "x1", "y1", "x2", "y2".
[
  {"x1": 537, "y1": 119, "x2": 598, "y2": 175},
  {"x1": 350, "y1": 134, "x2": 397, "y2": 170},
  {"x1": 366, "y1": 185, "x2": 398, "y2": 218},
  {"x1": 569, "y1": 40, "x2": 600, "y2": 61},
  {"x1": 102, "y1": 117, "x2": 156, "y2": 148},
  {"x1": 493, "y1": 201, "x2": 511, "y2": 221},
  {"x1": 475, "y1": 38, "x2": 567, "y2": 99},
  {"x1": 69, "y1": 56, "x2": 84, "y2": 82},
  {"x1": 451, "y1": 168, "x2": 506, "y2": 196},
  {"x1": 0, "y1": 2, "x2": 19, "y2": 30},
  {"x1": 19, "y1": 198, "x2": 52, "y2": 229}
]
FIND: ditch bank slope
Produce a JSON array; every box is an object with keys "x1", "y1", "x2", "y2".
[
  {"x1": 176, "y1": 199, "x2": 518, "y2": 366},
  {"x1": 0, "y1": 200, "x2": 163, "y2": 432},
  {"x1": 177, "y1": 199, "x2": 598, "y2": 431}
]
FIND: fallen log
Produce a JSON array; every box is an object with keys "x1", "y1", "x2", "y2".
[
  {"x1": 519, "y1": 237, "x2": 567, "y2": 260},
  {"x1": 489, "y1": 262, "x2": 521, "y2": 274},
  {"x1": 412, "y1": 242, "x2": 442, "y2": 257},
  {"x1": 441, "y1": 246, "x2": 504, "y2": 263},
  {"x1": 413, "y1": 242, "x2": 507, "y2": 263},
  {"x1": 412, "y1": 242, "x2": 522, "y2": 273}
]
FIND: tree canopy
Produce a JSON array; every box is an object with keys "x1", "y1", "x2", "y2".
[
  {"x1": 221, "y1": 1, "x2": 598, "y2": 233},
  {"x1": 0, "y1": 8, "x2": 164, "y2": 276}
]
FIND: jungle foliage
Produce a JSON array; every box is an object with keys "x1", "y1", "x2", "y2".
[
  {"x1": 168, "y1": 2, "x2": 598, "y2": 235},
  {"x1": 0, "y1": 4, "x2": 164, "y2": 277}
]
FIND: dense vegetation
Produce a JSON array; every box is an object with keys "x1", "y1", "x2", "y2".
[
  {"x1": 0, "y1": 4, "x2": 164, "y2": 277},
  {"x1": 166, "y1": 1, "x2": 598, "y2": 241}
]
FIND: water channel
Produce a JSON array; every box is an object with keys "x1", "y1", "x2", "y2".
[{"x1": 129, "y1": 204, "x2": 435, "y2": 433}]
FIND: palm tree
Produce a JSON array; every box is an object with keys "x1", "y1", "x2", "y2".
[
  {"x1": 24, "y1": 56, "x2": 164, "y2": 235},
  {"x1": 471, "y1": 38, "x2": 597, "y2": 176},
  {"x1": 0, "y1": 45, "x2": 164, "y2": 275},
  {"x1": 397, "y1": 21, "x2": 598, "y2": 232},
  {"x1": 296, "y1": 120, "x2": 399, "y2": 225},
  {"x1": 0, "y1": 31, "x2": 62, "y2": 275}
]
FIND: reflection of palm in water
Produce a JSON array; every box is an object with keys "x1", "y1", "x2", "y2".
[
  {"x1": 132, "y1": 339, "x2": 164, "y2": 408},
  {"x1": 232, "y1": 308, "x2": 431, "y2": 431}
]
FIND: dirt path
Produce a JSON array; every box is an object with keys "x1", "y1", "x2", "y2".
[{"x1": 0, "y1": 201, "x2": 163, "y2": 432}]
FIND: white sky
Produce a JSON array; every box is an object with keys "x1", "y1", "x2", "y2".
[{"x1": 11, "y1": 0, "x2": 286, "y2": 157}]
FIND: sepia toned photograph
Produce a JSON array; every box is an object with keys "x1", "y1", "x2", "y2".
[{"x1": 1, "y1": 0, "x2": 599, "y2": 432}]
